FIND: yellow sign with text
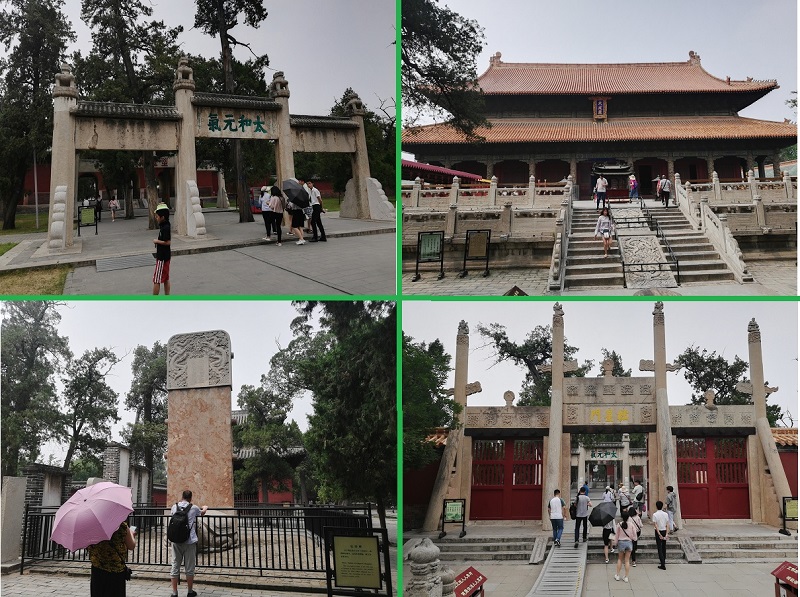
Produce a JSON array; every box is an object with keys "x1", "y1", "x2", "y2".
[{"x1": 333, "y1": 535, "x2": 381, "y2": 589}]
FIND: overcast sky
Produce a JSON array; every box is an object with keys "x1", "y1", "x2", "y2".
[
  {"x1": 403, "y1": 0, "x2": 796, "y2": 143},
  {"x1": 55, "y1": 0, "x2": 396, "y2": 116},
  {"x1": 30, "y1": 301, "x2": 317, "y2": 462},
  {"x1": 403, "y1": 300, "x2": 798, "y2": 422}
]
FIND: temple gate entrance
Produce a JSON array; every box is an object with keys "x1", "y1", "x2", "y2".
[
  {"x1": 677, "y1": 437, "x2": 750, "y2": 519},
  {"x1": 470, "y1": 438, "x2": 543, "y2": 520}
]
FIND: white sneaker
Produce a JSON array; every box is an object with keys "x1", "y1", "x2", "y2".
[
  {"x1": 632, "y1": 562, "x2": 637, "y2": 567},
  {"x1": 296, "y1": 239, "x2": 306, "y2": 245},
  {"x1": 275, "y1": 243, "x2": 282, "y2": 247},
  {"x1": 614, "y1": 574, "x2": 620, "y2": 581},
  {"x1": 262, "y1": 236, "x2": 270, "y2": 241},
  {"x1": 623, "y1": 577, "x2": 629, "y2": 583}
]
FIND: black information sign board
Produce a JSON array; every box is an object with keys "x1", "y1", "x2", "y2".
[
  {"x1": 412, "y1": 231, "x2": 445, "y2": 281},
  {"x1": 324, "y1": 526, "x2": 393, "y2": 597},
  {"x1": 439, "y1": 498, "x2": 467, "y2": 539},
  {"x1": 780, "y1": 496, "x2": 798, "y2": 535},
  {"x1": 77, "y1": 205, "x2": 98, "y2": 236},
  {"x1": 458, "y1": 229, "x2": 490, "y2": 278}
]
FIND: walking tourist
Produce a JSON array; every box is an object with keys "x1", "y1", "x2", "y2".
[
  {"x1": 259, "y1": 186, "x2": 274, "y2": 241},
  {"x1": 594, "y1": 207, "x2": 615, "y2": 257},
  {"x1": 612, "y1": 509, "x2": 637, "y2": 583},
  {"x1": 301, "y1": 178, "x2": 313, "y2": 234},
  {"x1": 573, "y1": 487, "x2": 591, "y2": 547},
  {"x1": 660, "y1": 175, "x2": 672, "y2": 206},
  {"x1": 94, "y1": 197, "x2": 102, "y2": 222},
  {"x1": 602, "y1": 485, "x2": 615, "y2": 503},
  {"x1": 307, "y1": 180, "x2": 327, "y2": 242},
  {"x1": 268, "y1": 187, "x2": 285, "y2": 246},
  {"x1": 152, "y1": 203, "x2": 171, "y2": 295},
  {"x1": 618, "y1": 485, "x2": 632, "y2": 511},
  {"x1": 631, "y1": 480, "x2": 644, "y2": 514},
  {"x1": 581, "y1": 480, "x2": 590, "y2": 497},
  {"x1": 286, "y1": 196, "x2": 307, "y2": 245},
  {"x1": 88, "y1": 521, "x2": 136, "y2": 597},
  {"x1": 628, "y1": 174, "x2": 639, "y2": 202},
  {"x1": 627, "y1": 505, "x2": 643, "y2": 567},
  {"x1": 109, "y1": 196, "x2": 120, "y2": 222},
  {"x1": 602, "y1": 517, "x2": 616, "y2": 563},
  {"x1": 547, "y1": 489, "x2": 567, "y2": 547},
  {"x1": 652, "y1": 500, "x2": 670, "y2": 569},
  {"x1": 666, "y1": 485, "x2": 678, "y2": 531},
  {"x1": 168, "y1": 490, "x2": 208, "y2": 597},
  {"x1": 594, "y1": 175, "x2": 608, "y2": 208}
]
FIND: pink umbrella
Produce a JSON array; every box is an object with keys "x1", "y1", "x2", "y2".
[{"x1": 51, "y1": 482, "x2": 133, "y2": 552}]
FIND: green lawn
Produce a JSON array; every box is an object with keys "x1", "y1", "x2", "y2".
[
  {"x1": 0, "y1": 265, "x2": 71, "y2": 295},
  {"x1": 0, "y1": 243, "x2": 18, "y2": 256},
  {"x1": 0, "y1": 213, "x2": 49, "y2": 235}
]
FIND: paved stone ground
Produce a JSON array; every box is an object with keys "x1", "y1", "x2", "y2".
[{"x1": 0, "y1": 209, "x2": 396, "y2": 296}]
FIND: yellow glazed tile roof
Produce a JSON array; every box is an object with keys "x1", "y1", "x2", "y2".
[{"x1": 772, "y1": 428, "x2": 798, "y2": 447}]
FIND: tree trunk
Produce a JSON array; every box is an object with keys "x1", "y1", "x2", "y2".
[
  {"x1": 235, "y1": 140, "x2": 252, "y2": 222},
  {"x1": 375, "y1": 494, "x2": 387, "y2": 534},
  {"x1": 143, "y1": 152, "x2": 159, "y2": 229},
  {"x1": 2, "y1": 168, "x2": 26, "y2": 229}
]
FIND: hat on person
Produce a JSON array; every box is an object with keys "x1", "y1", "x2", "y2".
[
  {"x1": 620, "y1": 485, "x2": 629, "y2": 493},
  {"x1": 605, "y1": 486, "x2": 612, "y2": 491},
  {"x1": 155, "y1": 202, "x2": 169, "y2": 215},
  {"x1": 260, "y1": 185, "x2": 268, "y2": 192}
]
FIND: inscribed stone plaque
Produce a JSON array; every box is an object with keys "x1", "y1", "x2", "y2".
[{"x1": 167, "y1": 330, "x2": 232, "y2": 389}]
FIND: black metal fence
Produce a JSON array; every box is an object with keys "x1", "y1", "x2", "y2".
[{"x1": 22, "y1": 504, "x2": 373, "y2": 578}]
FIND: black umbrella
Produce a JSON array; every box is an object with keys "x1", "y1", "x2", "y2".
[
  {"x1": 588, "y1": 501, "x2": 617, "y2": 527},
  {"x1": 282, "y1": 178, "x2": 310, "y2": 208}
]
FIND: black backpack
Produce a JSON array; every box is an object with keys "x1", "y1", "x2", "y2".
[{"x1": 167, "y1": 502, "x2": 193, "y2": 543}]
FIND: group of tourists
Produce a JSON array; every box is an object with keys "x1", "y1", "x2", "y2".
[
  {"x1": 548, "y1": 481, "x2": 679, "y2": 583},
  {"x1": 257, "y1": 178, "x2": 327, "y2": 246}
]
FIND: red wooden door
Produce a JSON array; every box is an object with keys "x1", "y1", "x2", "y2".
[
  {"x1": 471, "y1": 439, "x2": 542, "y2": 520},
  {"x1": 677, "y1": 437, "x2": 749, "y2": 518}
]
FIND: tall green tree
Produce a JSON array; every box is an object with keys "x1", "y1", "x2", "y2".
[
  {"x1": 402, "y1": 335, "x2": 459, "y2": 471},
  {"x1": 76, "y1": 0, "x2": 183, "y2": 226},
  {"x1": 676, "y1": 345, "x2": 782, "y2": 426},
  {"x1": 233, "y1": 375, "x2": 304, "y2": 496},
  {"x1": 280, "y1": 301, "x2": 396, "y2": 528},
  {"x1": 122, "y1": 342, "x2": 167, "y2": 497},
  {"x1": 476, "y1": 322, "x2": 591, "y2": 406},
  {"x1": 0, "y1": 301, "x2": 71, "y2": 476},
  {"x1": 0, "y1": 0, "x2": 75, "y2": 229},
  {"x1": 193, "y1": 0, "x2": 269, "y2": 223},
  {"x1": 401, "y1": 0, "x2": 488, "y2": 139},
  {"x1": 58, "y1": 347, "x2": 121, "y2": 471}
]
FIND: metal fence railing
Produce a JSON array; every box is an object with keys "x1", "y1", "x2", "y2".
[{"x1": 21, "y1": 504, "x2": 373, "y2": 578}]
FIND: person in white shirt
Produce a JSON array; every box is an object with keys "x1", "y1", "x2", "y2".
[
  {"x1": 259, "y1": 186, "x2": 274, "y2": 241},
  {"x1": 595, "y1": 175, "x2": 608, "y2": 208},
  {"x1": 652, "y1": 500, "x2": 670, "y2": 570},
  {"x1": 547, "y1": 489, "x2": 567, "y2": 547},
  {"x1": 306, "y1": 181, "x2": 327, "y2": 242}
]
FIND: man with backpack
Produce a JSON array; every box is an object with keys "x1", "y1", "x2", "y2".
[{"x1": 167, "y1": 490, "x2": 208, "y2": 597}]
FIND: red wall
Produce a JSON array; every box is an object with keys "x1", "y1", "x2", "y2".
[{"x1": 779, "y1": 450, "x2": 798, "y2": 496}]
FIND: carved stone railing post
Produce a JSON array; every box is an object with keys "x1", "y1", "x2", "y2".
[
  {"x1": 699, "y1": 196, "x2": 709, "y2": 231},
  {"x1": 754, "y1": 194, "x2": 766, "y2": 227},
  {"x1": 413, "y1": 177, "x2": 422, "y2": 208},
  {"x1": 674, "y1": 172, "x2": 683, "y2": 213},
  {"x1": 528, "y1": 174, "x2": 536, "y2": 207},
  {"x1": 440, "y1": 565, "x2": 456, "y2": 597},
  {"x1": 451, "y1": 176, "x2": 460, "y2": 205},
  {"x1": 747, "y1": 169, "x2": 756, "y2": 201},
  {"x1": 783, "y1": 171, "x2": 793, "y2": 201},
  {"x1": 405, "y1": 538, "x2": 443, "y2": 597},
  {"x1": 446, "y1": 204, "x2": 457, "y2": 239},
  {"x1": 712, "y1": 171, "x2": 721, "y2": 203},
  {"x1": 489, "y1": 176, "x2": 498, "y2": 207},
  {"x1": 501, "y1": 201, "x2": 512, "y2": 237}
]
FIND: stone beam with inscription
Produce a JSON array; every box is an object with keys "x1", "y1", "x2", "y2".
[
  {"x1": 669, "y1": 404, "x2": 756, "y2": 430},
  {"x1": 465, "y1": 405, "x2": 550, "y2": 430}
]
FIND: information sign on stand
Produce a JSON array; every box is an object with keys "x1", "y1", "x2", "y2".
[
  {"x1": 324, "y1": 527, "x2": 393, "y2": 597},
  {"x1": 413, "y1": 231, "x2": 445, "y2": 281},
  {"x1": 439, "y1": 498, "x2": 466, "y2": 539},
  {"x1": 780, "y1": 497, "x2": 798, "y2": 536},
  {"x1": 77, "y1": 205, "x2": 98, "y2": 236},
  {"x1": 458, "y1": 230, "x2": 490, "y2": 278}
]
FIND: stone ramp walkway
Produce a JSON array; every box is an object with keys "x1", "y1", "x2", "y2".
[{"x1": 527, "y1": 540, "x2": 587, "y2": 597}]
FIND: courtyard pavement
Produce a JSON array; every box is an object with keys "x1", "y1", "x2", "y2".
[
  {"x1": 402, "y1": 198, "x2": 797, "y2": 296},
  {"x1": 0, "y1": 208, "x2": 396, "y2": 296}
]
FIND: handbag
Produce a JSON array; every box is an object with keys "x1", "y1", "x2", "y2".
[{"x1": 302, "y1": 206, "x2": 313, "y2": 219}]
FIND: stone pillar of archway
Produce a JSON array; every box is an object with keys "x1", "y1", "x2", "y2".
[
  {"x1": 651, "y1": 302, "x2": 681, "y2": 529},
  {"x1": 47, "y1": 64, "x2": 79, "y2": 251},
  {"x1": 341, "y1": 92, "x2": 372, "y2": 219},
  {"x1": 270, "y1": 71, "x2": 295, "y2": 184},
  {"x1": 173, "y1": 58, "x2": 200, "y2": 237},
  {"x1": 622, "y1": 434, "x2": 630, "y2": 487}
]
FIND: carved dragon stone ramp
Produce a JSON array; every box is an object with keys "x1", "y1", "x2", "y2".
[
  {"x1": 526, "y1": 539, "x2": 587, "y2": 597},
  {"x1": 614, "y1": 206, "x2": 678, "y2": 288}
]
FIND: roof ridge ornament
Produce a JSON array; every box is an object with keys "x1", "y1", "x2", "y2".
[
  {"x1": 688, "y1": 50, "x2": 701, "y2": 66},
  {"x1": 490, "y1": 51, "x2": 502, "y2": 66}
]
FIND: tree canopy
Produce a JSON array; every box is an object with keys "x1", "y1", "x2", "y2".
[{"x1": 401, "y1": 0, "x2": 488, "y2": 139}]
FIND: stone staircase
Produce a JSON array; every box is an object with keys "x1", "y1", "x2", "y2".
[
  {"x1": 584, "y1": 535, "x2": 684, "y2": 564},
  {"x1": 433, "y1": 535, "x2": 536, "y2": 562},
  {"x1": 563, "y1": 210, "x2": 625, "y2": 289},
  {"x1": 690, "y1": 534, "x2": 798, "y2": 563},
  {"x1": 645, "y1": 207, "x2": 737, "y2": 283}
]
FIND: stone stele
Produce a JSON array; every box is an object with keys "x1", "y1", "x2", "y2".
[{"x1": 166, "y1": 330, "x2": 234, "y2": 507}]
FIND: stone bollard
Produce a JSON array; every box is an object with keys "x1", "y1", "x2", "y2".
[
  {"x1": 528, "y1": 175, "x2": 536, "y2": 206},
  {"x1": 501, "y1": 201, "x2": 513, "y2": 237},
  {"x1": 753, "y1": 194, "x2": 765, "y2": 227},
  {"x1": 489, "y1": 176, "x2": 498, "y2": 207},
  {"x1": 440, "y1": 565, "x2": 456, "y2": 597},
  {"x1": 405, "y1": 538, "x2": 443, "y2": 597},
  {"x1": 451, "y1": 176, "x2": 460, "y2": 205},
  {"x1": 446, "y1": 204, "x2": 458, "y2": 239}
]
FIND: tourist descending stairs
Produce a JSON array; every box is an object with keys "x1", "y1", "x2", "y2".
[
  {"x1": 563, "y1": 209, "x2": 625, "y2": 289},
  {"x1": 646, "y1": 207, "x2": 736, "y2": 283}
]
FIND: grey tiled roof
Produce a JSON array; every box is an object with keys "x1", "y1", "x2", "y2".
[
  {"x1": 290, "y1": 114, "x2": 358, "y2": 129},
  {"x1": 71, "y1": 101, "x2": 181, "y2": 120},
  {"x1": 192, "y1": 92, "x2": 281, "y2": 111}
]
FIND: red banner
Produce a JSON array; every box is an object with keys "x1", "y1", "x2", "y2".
[
  {"x1": 455, "y1": 566, "x2": 487, "y2": 596},
  {"x1": 771, "y1": 562, "x2": 798, "y2": 589}
]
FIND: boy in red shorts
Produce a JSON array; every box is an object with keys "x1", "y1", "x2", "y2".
[{"x1": 153, "y1": 203, "x2": 171, "y2": 295}]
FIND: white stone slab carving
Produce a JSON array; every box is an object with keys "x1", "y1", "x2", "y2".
[{"x1": 167, "y1": 330, "x2": 232, "y2": 389}]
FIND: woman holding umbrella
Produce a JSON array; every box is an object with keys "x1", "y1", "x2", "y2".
[{"x1": 88, "y1": 522, "x2": 136, "y2": 596}]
